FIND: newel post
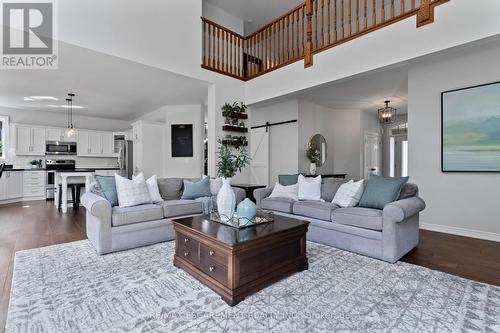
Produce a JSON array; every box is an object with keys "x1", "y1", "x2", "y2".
[
  {"x1": 304, "y1": 0, "x2": 313, "y2": 68},
  {"x1": 416, "y1": 0, "x2": 434, "y2": 27}
]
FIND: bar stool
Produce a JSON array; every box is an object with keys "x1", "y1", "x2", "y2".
[{"x1": 58, "y1": 184, "x2": 79, "y2": 211}]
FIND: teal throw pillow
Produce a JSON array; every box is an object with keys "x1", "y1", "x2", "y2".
[
  {"x1": 358, "y1": 174, "x2": 409, "y2": 209},
  {"x1": 181, "y1": 177, "x2": 212, "y2": 200},
  {"x1": 95, "y1": 176, "x2": 119, "y2": 206},
  {"x1": 278, "y1": 174, "x2": 300, "y2": 186}
]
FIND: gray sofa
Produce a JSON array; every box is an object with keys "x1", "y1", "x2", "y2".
[
  {"x1": 82, "y1": 177, "x2": 245, "y2": 255},
  {"x1": 254, "y1": 179, "x2": 425, "y2": 263}
]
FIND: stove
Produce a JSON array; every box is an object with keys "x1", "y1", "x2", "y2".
[{"x1": 46, "y1": 159, "x2": 76, "y2": 199}]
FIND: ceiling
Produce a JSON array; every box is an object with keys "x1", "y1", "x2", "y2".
[
  {"x1": 294, "y1": 65, "x2": 409, "y2": 113},
  {"x1": 205, "y1": 0, "x2": 303, "y2": 35},
  {"x1": 0, "y1": 42, "x2": 209, "y2": 121}
]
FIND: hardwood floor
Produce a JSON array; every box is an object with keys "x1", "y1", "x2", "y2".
[{"x1": 0, "y1": 200, "x2": 499, "y2": 331}]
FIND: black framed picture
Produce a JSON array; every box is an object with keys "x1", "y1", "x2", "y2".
[
  {"x1": 171, "y1": 124, "x2": 193, "y2": 157},
  {"x1": 442, "y1": 80, "x2": 500, "y2": 172}
]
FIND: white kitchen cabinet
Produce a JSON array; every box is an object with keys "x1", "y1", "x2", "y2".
[
  {"x1": 77, "y1": 130, "x2": 114, "y2": 157},
  {"x1": 101, "y1": 133, "x2": 114, "y2": 155},
  {"x1": 77, "y1": 130, "x2": 90, "y2": 155},
  {"x1": 23, "y1": 171, "x2": 45, "y2": 198},
  {"x1": 46, "y1": 127, "x2": 77, "y2": 142},
  {"x1": 89, "y1": 132, "x2": 102, "y2": 155},
  {"x1": 15, "y1": 125, "x2": 46, "y2": 155},
  {"x1": 4, "y1": 171, "x2": 23, "y2": 199}
]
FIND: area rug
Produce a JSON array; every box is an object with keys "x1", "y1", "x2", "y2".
[{"x1": 6, "y1": 240, "x2": 500, "y2": 332}]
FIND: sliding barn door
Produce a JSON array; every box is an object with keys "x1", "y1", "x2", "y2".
[{"x1": 250, "y1": 127, "x2": 269, "y2": 186}]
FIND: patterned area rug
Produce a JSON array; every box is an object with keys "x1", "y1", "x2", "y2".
[{"x1": 6, "y1": 240, "x2": 500, "y2": 332}]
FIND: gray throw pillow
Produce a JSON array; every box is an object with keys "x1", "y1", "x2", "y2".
[
  {"x1": 321, "y1": 178, "x2": 349, "y2": 202},
  {"x1": 358, "y1": 174, "x2": 409, "y2": 210},
  {"x1": 398, "y1": 183, "x2": 418, "y2": 200},
  {"x1": 278, "y1": 174, "x2": 300, "y2": 186},
  {"x1": 157, "y1": 178, "x2": 184, "y2": 200},
  {"x1": 181, "y1": 177, "x2": 212, "y2": 200}
]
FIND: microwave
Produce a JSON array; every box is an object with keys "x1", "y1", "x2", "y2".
[{"x1": 46, "y1": 141, "x2": 77, "y2": 155}]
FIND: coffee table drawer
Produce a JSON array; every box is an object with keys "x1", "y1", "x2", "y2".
[
  {"x1": 200, "y1": 243, "x2": 228, "y2": 267},
  {"x1": 177, "y1": 232, "x2": 199, "y2": 251},
  {"x1": 176, "y1": 247, "x2": 198, "y2": 266},
  {"x1": 199, "y1": 259, "x2": 228, "y2": 286}
]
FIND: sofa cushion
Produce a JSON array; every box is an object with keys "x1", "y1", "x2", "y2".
[
  {"x1": 112, "y1": 204, "x2": 164, "y2": 227},
  {"x1": 261, "y1": 197, "x2": 295, "y2": 213},
  {"x1": 331, "y1": 207, "x2": 383, "y2": 231},
  {"x1": 398, "y1": 183, "x2": 418, "y2": 200},
  {"x1": 321, "y1": 178, "x2": 349, "y2": 202},
  {"x1": 157, "y1": 178, "x2": 184, "y2": 200},
  {"x1": 95, "y1": 176, "x2": 118, "y2": 207},
  {"x1": 293, "y1": 201, "x2": 340, "y2": 221},
  {"x1": 181, "y1": 177, "x2": 212, "y2": 199},
  {"x1": 157, "y1": 200, "x2": 203, "y2": 218}
]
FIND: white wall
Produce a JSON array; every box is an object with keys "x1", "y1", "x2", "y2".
[
  {"x1": 250, "y1": 99, "x2": 299, "y2": 184},
  {"x1": 163, "y1": 105, "x2": 204, "y2": 178},
  {"x1": 246, "y1": 0, "x2": 500, "y2": 105},
  {"x1": 202, "y1": 2, "x2": 244, "y2": 35},
  {"x1": 408, "y1": 39, "x2": 500, "y2": 241}
]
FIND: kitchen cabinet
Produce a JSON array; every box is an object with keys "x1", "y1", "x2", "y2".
[
  {"x1": 0, "y1": 171, "x2": 23, "y2": 200},
  {"x1": 77, "y1": 130, "x2": 114, "y2": 157},
  {"x1": 5, "y1": 171, "x2": 23, "y2": 199},
  {"x1": 15, "y1": 125, "x2": 46, "y2": 155},
  {"x1": 46, "y1": 127, "x2": 77, "y2": 142},
  {"x1": 23, "y1": 171, "x2": 45, "y2": 198}
]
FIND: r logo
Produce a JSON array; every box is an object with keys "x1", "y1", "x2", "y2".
[{"x1": 2, "y1": 2, "x2": 53, "y2": 54}]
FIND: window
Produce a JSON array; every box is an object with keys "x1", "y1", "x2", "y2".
[{"x1": 0, "y1": 116, "x2": 9, "y2": 160}]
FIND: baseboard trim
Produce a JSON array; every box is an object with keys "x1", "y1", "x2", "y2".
[{"x1": 420, "y1": 223, "x2": 500, "y2": 242}]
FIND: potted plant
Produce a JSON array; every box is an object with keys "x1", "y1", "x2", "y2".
[
  {"x1": 306, "y1": 142, "x2": 320, "y2": 175},
  {"x1": 29, "y1": 160, "x2": 39, "y2": 169},
  {"x1": 216, "y1": 139, "x2": 250, "y2": 221}
]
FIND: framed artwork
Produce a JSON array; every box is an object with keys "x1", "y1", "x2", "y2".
[
  {"x1": 442, "y1": 81, "x2": 500, "y2": 172},
  {"x1": 171, "y1": 124, "x2": 193, "y2": 157}
]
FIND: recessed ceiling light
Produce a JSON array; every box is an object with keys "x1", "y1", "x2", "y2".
[
  {"x1": 30, "y1": 96, "x2": 59, "y2": 101},
  {"x1": 24, "y1": 97, "x2": 34, "y2": 101},
  {"x1": 47, "y1": 104, "x2": 58, "y2": 107}
]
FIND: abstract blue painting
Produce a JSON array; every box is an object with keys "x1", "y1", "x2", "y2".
[{"x1": 442, "y1": 81, "x2": 500, "y2": 172}]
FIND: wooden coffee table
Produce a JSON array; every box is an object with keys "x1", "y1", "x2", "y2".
[{"x1": 172, "y1": 214, "x2": 309, "y2": 306}]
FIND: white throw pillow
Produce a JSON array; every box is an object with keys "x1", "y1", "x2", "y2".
[
  {"x1": 269, "y1": 182, "x2": 299, "y2": 201},
  {"x1": 115, "y1": 174, "x2": 152, "y2": 208},
  {"x1": 332, "y1": 179, "x2": 365, "y2": 208},
  {"x1": 298, "y1": 174, "x2": 322, "y2": 201},
  {"x1": 132, "y1": 173, "x2": 164, "y2": 203}
]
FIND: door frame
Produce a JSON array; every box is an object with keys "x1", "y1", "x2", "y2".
[{"x1": 364, "y1": 131, "x2": 382, "y2": 179}]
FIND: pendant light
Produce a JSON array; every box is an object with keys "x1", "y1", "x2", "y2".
[
  {"x1": 66, "y1": 93, "x2": 76, "y2": 138},
  {"x1": 378, "y1": 100, "x2": 397, "y2": 124}
]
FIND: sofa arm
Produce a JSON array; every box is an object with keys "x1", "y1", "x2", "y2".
[
  {"x1": 254, "y1": 187, "x2": 274, "y2": 209},
  {"x1": 81, "y1": 192, "x2": 112, "y2": 218},
  {"x1": 383, "y1": 197, "x2": 426, "y2": 223},
  {"x1": 231, "y1": 186, "x2": 245, "y2": 205}
]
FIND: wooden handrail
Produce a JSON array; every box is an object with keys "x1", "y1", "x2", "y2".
[{"x1": 201, "y1": 0, "x2": 449, "y2": 81}]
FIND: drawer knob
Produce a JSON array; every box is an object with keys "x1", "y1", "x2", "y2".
[
  {"x1": 184, "y1": 238, "x2": 189, "y2": 243},
  {"x1": 184, "y1": 252, "x2": 189, "y2": 257},
  {"x1": 209, "y1": 250, "x2": 215, "y2": 256},
  {"x1": 209, "y1": 266, "x2": 215, "y2": 272}
]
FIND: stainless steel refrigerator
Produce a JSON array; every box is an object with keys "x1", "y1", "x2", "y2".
[{"x1": 116, "y1": 140, "x2": 133, "y2": 179}]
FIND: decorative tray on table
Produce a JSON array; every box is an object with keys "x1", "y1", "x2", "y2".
[{"x1": 209, "y1": 210, "x2": 274, "y2": 229}]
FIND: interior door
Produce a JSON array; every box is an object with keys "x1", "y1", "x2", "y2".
[
  {"x1": 249, "y1": 127, "x2": 269, "y2": 186},
  {"x1": 364, "y1": 132, "x2": 382, "y2": 179},
  {"x1": 390, "y1": 135, "x2": 408, "y2": 177}
]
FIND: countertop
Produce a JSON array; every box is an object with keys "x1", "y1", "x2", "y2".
[
  {"x1": 4, "y1": 167, "x2": 119, "y2": 172},
  {"x1": 5, "y1": 168, "x2": 46, "y2": 171}
]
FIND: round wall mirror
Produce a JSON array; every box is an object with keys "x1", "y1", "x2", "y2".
[{"x1": 309, "y1": 134, "x2": 327, "y2": 167}]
